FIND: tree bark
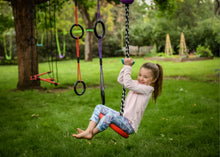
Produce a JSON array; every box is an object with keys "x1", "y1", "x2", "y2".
[
  {"x1": 12, "y1": 0, "x2": 40, "y2": 90},
  {"x1": 214, "y1": 0, "x2": 220, "y2": 15},
  {"x1": 85, "y1": 31, "x2": 94, "y2": 61},
  {"x1": 78, "y1": 4, "x2": 96, "y2": 62}
]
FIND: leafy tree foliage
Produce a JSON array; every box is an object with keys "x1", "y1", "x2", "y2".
[
  {"x1": 0, "y1": 14, "x2": 13, "y2": 34},
  {"x1": 0, "y1": 0, "x2": 219, "y2": 63},
  {"x1": 154, "y1": 0, "x2": 177, "y2": 15},
  {"x1": 0, "y1": 2, "x2": 13, "y2": 35},
  {"x1": 127, "y1": 0, "x2": 220, "y2": 56}
]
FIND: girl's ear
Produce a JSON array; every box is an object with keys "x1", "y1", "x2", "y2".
[{"x1": 152, "y1": 78, "x2": 157, "y2": 83}]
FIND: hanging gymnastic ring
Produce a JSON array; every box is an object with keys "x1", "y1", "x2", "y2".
[
  {"x1": 94, "y1": 20, "x2": 105, "y2": 39},
  {"x1": 74, "y1": 80, "x2": 86, "y2": 96},
  {"x1": 101, "y1": 87, "x2": 105, "y2": 105},
  {"x1": 70, "y1": 24, "x2": 84, "y2": 40}
]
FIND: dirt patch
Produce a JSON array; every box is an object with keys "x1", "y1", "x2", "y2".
[
  {"x1": 45, "y1": 86, "x2": 73, "y2": 93},
  {"x1": 43, "y1": 84, "x2": 101, "y2": 93},
  {"x1": 10, "y1": 84, "x2": 101, "y2": 93}
]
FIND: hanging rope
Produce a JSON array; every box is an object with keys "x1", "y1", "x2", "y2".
[
  {"x1": 94, "y1": 0, "x2": 105, "y2": 105},
  {"x1": 120, "y1": 0, "x2": 134, "y2": 116},
  {"x1": 56, "y1": 30, "x2": 66, "y2": 59},
  {"x1": 36, "y1": 8, "x2": 44, "y2": 47},
  {"x1": 3, "y1": 34, "x2": 12, "y2": 60},
  {"x1": 48, "y1": 1, "x2": 54, "y2": 80},
  {"x1": 47, "y1": 0, "x2": 59, "y2": 85},
  {"x1": 70, "y1": 0, "x2": 86, "y2": 96},
  {"x1": 53, "y1": 1, "x2": 59, "y2": 83},
  {"x1": 46, "y1": 3, "x2": 52, "y2": 76}
]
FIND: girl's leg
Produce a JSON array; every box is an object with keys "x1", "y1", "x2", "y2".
[
  {"x1": 73, "y1": 104, "x2": 134, "y2": 139},
  {"x1": 97, "y1": 112, "x2": 134, "y2": 135},
  {"x1": 89, "y1": 104, "x2": 116, "y2": 123},
  {"x1": 73, "y1": 105, "x2": 113, "y2": 139}
]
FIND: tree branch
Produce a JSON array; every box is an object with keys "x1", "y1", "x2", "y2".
[
  {"x1": 78, "y1": 3, "x2": 92, "y2": 27},
  {"x1": 214, "y1": 0, "x2": 220, "y2": 15}
]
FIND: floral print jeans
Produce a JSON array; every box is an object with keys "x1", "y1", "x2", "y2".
[{"x1": 90, "y1": 105, "x2": 134, "y2": 135}]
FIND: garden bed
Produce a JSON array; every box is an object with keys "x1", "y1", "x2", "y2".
[{"x1": 145, "y1": 56, "x2": 214, "y2": 62}]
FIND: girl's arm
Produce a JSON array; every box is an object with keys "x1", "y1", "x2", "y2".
[
  {"x1": 117, "y1": 58, "x2": 134, "y2": 85},
  {"x1": 117, "y1": 66, "x2": 125, "y2": 85}
]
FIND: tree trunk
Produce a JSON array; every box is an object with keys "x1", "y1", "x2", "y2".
[
  {"x1": 12, "y1": 0, "x2": 40, "y2": 90},
  {"x1": 78, "y1": 4, "x2": 96, "y2": 62},
  {"x1": 85, "y1": 31, "x2": 94, "y2": 61}
]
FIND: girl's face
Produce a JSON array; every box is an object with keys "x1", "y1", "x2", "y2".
[{"x1": 137, "y1": 67, "x2": 156, "y2": 86}]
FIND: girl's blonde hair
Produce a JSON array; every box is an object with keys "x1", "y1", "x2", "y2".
[{"x1": 141, "y1": 62, "x2": 163, "y2": 103}]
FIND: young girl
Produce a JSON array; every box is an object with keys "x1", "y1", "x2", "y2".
[{"x1": 73, "y1": 58, "x2": 163, "y2": 139}]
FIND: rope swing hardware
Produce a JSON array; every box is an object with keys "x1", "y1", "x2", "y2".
[
  {"x1": 121, "y1": 58, "x2": 135, "y2": 65},
  {"x1": 86, "y1": 29, "x2": 94, "y2": 32},
  {"x1": 70, "y1": 0, "x2": 86, "y2": 96}
]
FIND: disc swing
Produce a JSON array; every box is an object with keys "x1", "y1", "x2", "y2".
[
  {"x1": 37, "y1": 33, "x2": 44, "y2": 47},
  {"x1": 3, "y1": 34, "x2": 12, "y2": 60},
  {"x1": 70, "y1": 0, "x2": 86, "y2": 96},
  {"x1": 97, "y1": 0, "x2": 134, "y2": 138},
  {"x1": 94, "y1": 0, "x2": 105, "y2": 105},
  {"x1": 56, "y1": 30, "x2": 66, "y2": 59},
  {"x1": 36, "y1": 5, "x2": 44, "y2": 47}
]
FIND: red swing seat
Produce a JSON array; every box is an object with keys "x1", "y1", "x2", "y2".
[{"x1": 99, "y1": 113, "x2": 129, "y2": 138}]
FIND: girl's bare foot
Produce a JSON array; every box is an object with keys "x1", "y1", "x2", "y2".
[
  {"x1": 72, "y1": 130, "x2": 93, "y2": 140},
  {"x1": 77, "y1": 128, "x2": 84, "y2": 134}
]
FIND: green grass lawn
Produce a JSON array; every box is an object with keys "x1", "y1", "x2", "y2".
[{"x1": 0, "y1": 57, "x2": 219, "y2": 157}]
